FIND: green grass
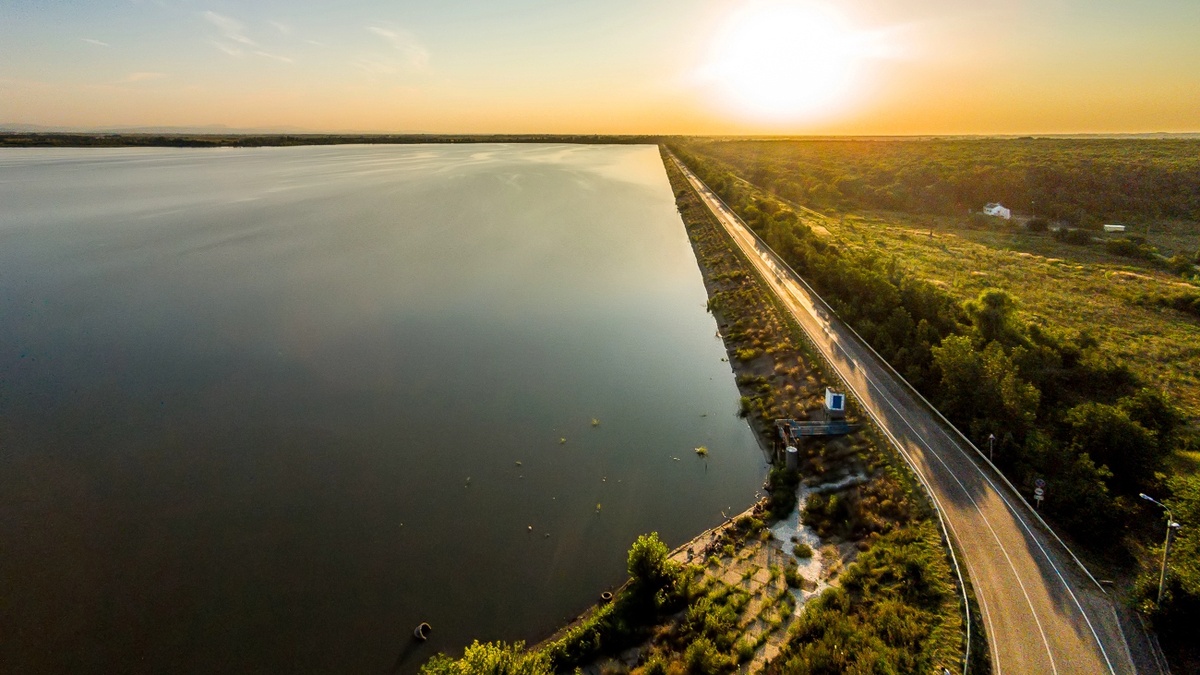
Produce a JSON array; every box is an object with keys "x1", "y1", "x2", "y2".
[
  {"x1": 766, "y1": 522, "x2": 964, "y2": 675},
  {"x1": 828, "y1": 209, "x2": 1200, "y2": 419}
]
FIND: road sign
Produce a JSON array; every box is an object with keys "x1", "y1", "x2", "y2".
[
  {"x1": 1034, "y1": 487, "x2": 1045, "y2": 497},
  {"x1": 1035, "y1": 478, "x2": 1046, "y2": 488}
]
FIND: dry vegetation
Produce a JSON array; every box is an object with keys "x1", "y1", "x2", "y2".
[{"x1": 673, "y1": 137, "x2": 1200, "y2": 670}]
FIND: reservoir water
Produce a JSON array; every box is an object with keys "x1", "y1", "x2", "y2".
[{"x1": 0, "y1": 144, "x2": 767, "y2": 673}]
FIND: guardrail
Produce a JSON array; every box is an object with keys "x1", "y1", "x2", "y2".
[
  {"x1": 668, "y1": 151, "x2": 975, "y2": 675},
  {"x1": 673, "y1": 151, "x2": 1106, "y2": 594}
]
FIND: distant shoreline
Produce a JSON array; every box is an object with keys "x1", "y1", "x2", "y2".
[
  {"x1": 0, "y1": 133, "x2": 663, "y2": 148},
  {"x1": 3, "y1": 132, "x2": 1199, "y2": 149}
]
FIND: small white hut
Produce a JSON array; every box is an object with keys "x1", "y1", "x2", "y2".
[{"x1": 982, "y1": 203, "x2": 1012, "y2": 220}]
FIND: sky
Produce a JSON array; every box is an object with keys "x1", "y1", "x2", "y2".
[{"x1": 1, "y1": 0, "x2": 1198, "y2": 135}]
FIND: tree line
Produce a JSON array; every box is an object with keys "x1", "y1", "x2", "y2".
[
  {"x1": 670, "y1": 142, "x2": 1200, "y2": 665},
  {"x1": 686, "y1": 137, "x2": 1200, "y2": 226}
]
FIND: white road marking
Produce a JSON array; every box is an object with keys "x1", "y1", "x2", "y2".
[{"x1": 672, "y1": 154, "x2": 1128, "y2": 674}]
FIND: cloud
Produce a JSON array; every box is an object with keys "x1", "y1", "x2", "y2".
[
  {"x1": 254, "y1": 51, "x2": 294, "y2": 64},
  {"x1": 349, "y1": 58, "x2": 396, "y2": 77},
  {"x1": 367, "y1": 26, "x2": 429, "y2": 69},
  {"x1": 211, "y1": 41, "x2": 243, "y2": 57},
  {"x1": 268, "y1": 21, "x2": 291, "y2": 35},
  {"x1": 203, "y1": 10, "x2": 257, "y2": 49},
  {"x1": 83, "y1": 38, "x2": 110, "y2": 47}
]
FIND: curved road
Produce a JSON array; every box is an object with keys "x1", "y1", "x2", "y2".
[{"x1": 669, "y1": 152, "x2": 1137, "y2": 675}]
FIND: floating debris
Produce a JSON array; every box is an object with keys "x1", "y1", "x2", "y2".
[
  {"x1": 672, "y1": 456, "x2": 680, "y2": 461},
  {"x1": 695, "y1": 446, "x2": 709, "y2": 457},
  {"x1": 591, "y1": 418, "x2": 600, "y2": 427},
  {"x1": 528, "y1": 525, "x2": 533, "y2": 532},
  {"x1": 595, "y1": 503, "x2": 602, "y2": 513},
  {"x1": 700, "y1": 413, "x2": 708, "y2": 417},
  {"x1": 515, "y1": 461, "x2": 522, "y2": 467},
  {"x1": 559, "y1": 437, "x2": 567, "y2": 445},
  {"x1": 465, "y1": 477, "x2": 471, "y2": 487}
]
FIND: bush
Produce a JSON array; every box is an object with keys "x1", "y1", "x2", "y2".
[
  {"x1": 628, "y1": 533, "x2": 679, "y2": 602},
  {"x1": 684, "y1": 638, "x2": 731, "y2": 674},
  {"x1": 420, "y1": 641, "x2": 551, "y2": 675},
  {"x1": 1054, "y1": 228, "x2": 1093, "y2": 245},
  {"x1": 1026, "y1": 217, "x2": 1049, "y2": 232},
  {"x1": 767, "y1": 467, "x2": 801, "y2": 519},
  {"x1": 766, "y1": 522, "x2": 960, "y2": 675},
  {"x1": 1105, "y1": 237, "x2": 1157, "y2": 261},
  {"x1": 793, "y1": 542, "x2": 814, "y2": 558},
  {"x1": 784, "y1": 565, "x2": 804, "y2": 588}
]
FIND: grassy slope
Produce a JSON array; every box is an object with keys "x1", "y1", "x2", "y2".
[
  {"x1": 833, "y1": 212, "x2": 1200, "y2": 420},
  {"x1": 659, "y1": 148, "x2": 968, "y2": 673},
  {"x1": 685, "y1": 142, "x2": 1200, "y2": 474}
]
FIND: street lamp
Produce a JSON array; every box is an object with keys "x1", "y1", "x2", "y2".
[
  {"x1": 1140, "y1": 493, "x2": 1183, "y2": 605},
  {"x1": 988, "y1": 433, "x2": 996, "y2": 462}
]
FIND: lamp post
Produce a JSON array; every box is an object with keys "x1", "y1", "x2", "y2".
[
  {"x1": 1140, "y1": 493, "x2": 1183, "y2": 605},
  {"x1": 988, "y1": 433, "x2": 996, "y2": 462}
]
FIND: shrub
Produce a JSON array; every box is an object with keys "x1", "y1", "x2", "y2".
[
  {"x1": 684, "y1": 638, "x2": 731, "y2": 675},
  {"x1": 420, "y1": 641, "x2": 551, "y2": 675},
  {"x1": 1105, "y1": 237, "x2": 1157, "y2": 261},
  {"x1": 1026, "y1": 217, "x2": 1049, "y2": 232},
  {"x1": 628, "y1": 533, "x2": 679, "y2": 602},
  {"x1": 783, "y1": 565, "x2": 804, "y2": 588},
  {"x1": 793, "y1": 542, "x2": 814, "y2": 558},
  {"x1": 1054, "y1": 228, "x2": 1092, "y2": 245}
]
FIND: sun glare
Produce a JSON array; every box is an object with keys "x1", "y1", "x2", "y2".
[{"x1": 702, "y1": 2, "x2": 866, "y2": 121}]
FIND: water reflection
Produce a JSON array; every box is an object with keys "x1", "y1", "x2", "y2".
[{"x1": 0, "y1": 144, "x2": 766, "y2": 674}]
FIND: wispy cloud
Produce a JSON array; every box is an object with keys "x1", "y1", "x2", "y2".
[
  {"x1": 254, "y1": 51, "x2": 294, "y2": 64},
  {"x1": 211, "y1": 40, "x2": 243, "y2": 57},
  {"x1": 366, "y1": 26, "x2": 429, "y2": 69},
  {"x1": 349, "y1": 57, "x2": 396, "y2": 77},
  {"x1": 268, "y1": 20, "x2": 291, "y2": 35},
  {"x1": 82, "y1": 38, "x2": 110, "y2": 47},
  {"x1": 203, "y1": 10, "x2": 257, "y2": 56}
]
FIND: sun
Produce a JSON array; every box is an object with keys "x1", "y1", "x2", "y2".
[{"x1": 701, "y1": 2, "x2": 865, "y2": 120}]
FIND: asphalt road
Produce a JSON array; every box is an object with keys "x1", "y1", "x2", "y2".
[{"x1": 669, "y1": 152, "x2": 1138, "y2": 675}]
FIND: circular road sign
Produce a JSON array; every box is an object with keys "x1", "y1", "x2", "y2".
[
  {"x1": 1034, "y1": 487, "x2": 1045, "y2": 497},
  {"x1": 1035, "y1": 478, "x2": 1046, "y2": 488}
]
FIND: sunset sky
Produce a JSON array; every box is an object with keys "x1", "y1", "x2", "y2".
[{"x1": 2, "y1": 0, "x2": 1197, "y2": 135}]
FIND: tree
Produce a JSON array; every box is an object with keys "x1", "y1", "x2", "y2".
[
  {"x1": 964, "y1": 288, "x2": 1023, "y2": 346},
  {"x1": 1118, "y1": 388, "x2": 1184, "y2": 452},
  {"x1": 1065, "y1": 402, "x2": 1159, "y2": 492},
  {"x1": 627, "y1": 532, "x2": 678, "y2": 602},
  {"x1": 931, "y1": 336, "x2": 1040, "y2": 442}
]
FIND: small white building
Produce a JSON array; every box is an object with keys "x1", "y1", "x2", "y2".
[
  {"x1": 982, "y1": 203, "x2": 1012, "y2": 220},
  {"x1": 1103, "y1": 224, "x2": 1127, "y2": 233},
  {"x1": 824, "y1": 388, "x2": 846, "y2": 420}
]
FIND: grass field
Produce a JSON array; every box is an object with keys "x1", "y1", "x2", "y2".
[
  {"x1": 673, "y1": 138, "x2": 1200, "y2": 670},
  {"x1": 824, "y1": 211, "x2": 1200, "y2": 422}
]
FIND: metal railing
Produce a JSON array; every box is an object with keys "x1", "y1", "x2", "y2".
[{"x1": 669, "y1": 150, "x2": 975, "y2": 674}]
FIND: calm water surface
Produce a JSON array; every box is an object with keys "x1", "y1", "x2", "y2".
[{"x1": 0, "y1": 144, "x2": 767, "y2": 673}]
